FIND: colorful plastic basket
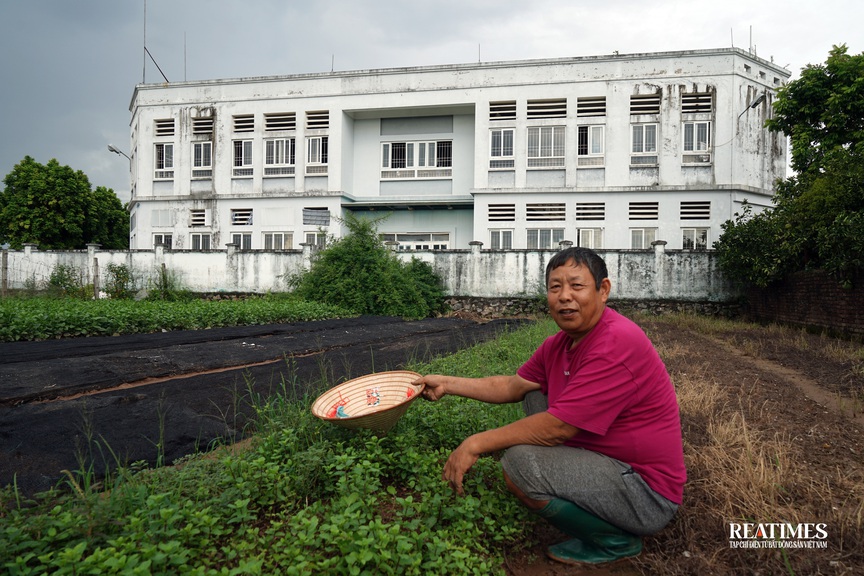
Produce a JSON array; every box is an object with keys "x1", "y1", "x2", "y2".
[{"x1": 311, "y1": 370, "x2": 425, "y2": 432}]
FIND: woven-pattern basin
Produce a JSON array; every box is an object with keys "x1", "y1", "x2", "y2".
[{"x1": 311, "y1": 371, "x2": 424, "y2": 432}]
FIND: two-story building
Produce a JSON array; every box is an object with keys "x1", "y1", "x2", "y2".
[{"x1": 125, "y1": 48, "x2": 789, "y2": 252}]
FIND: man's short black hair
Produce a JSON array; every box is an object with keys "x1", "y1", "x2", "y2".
[{"x1": 545, "y1": 247, "x2": 608, "y2": 290}]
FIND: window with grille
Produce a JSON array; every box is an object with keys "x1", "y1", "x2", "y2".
[
  {"x1": 265, "y1": 112, "x2": 296, "y2": 131},
  {"x1": 489, "y1": 101, "x2": 517, "y2": 121},
  {"x1": 490, "y1": 128, "x2": 514, "y2": 168},
  {"x1": 629, "y1": 202, "x2": 659, "y2": 220},
  {"x1": 233, "y1": 114, "x2": 254, "y2": 132},
  {"x1": 155, "y1": 119, "x2": 175, "y2": 136},
  {"x1": 381, "y1": 140, "x2": 452, "y2": 178},
  {"x1": 306, "y1": 110, "x2": 329, "y2": 129},
  {"x1": 631, "y1": 124, "x2": 658, "y2": 165},
  {"x1": 527, "y1": 126, "x2": 565, "y2": 167},
  {"x1": 193, "y1": 142, "x2": 212, "y2": 178},
  {"x1": 190, "y1": 209, "x2": 209, "y2": 227},
  {"x1": 630, "y1": 94, "x2": 661, "y2": 115},
  {"x1": 306, "y1": 136, "x2": 329, "y2": 174},
  {"x1": 233, "y1": 140, "x2": 253, "y2": 176},
  {"x1": 264, "y1": 232, "x2": 292, "y2": 250},
  {"x1": 680, "y1": 201, "x2": 711, "y2": 220},
  {"x1": 191, "y1": 233, "x2": 211, "y2": 251},
  {"x1": 527, "y1": 228, "x2": 564, "y2": 249},
  {"x1": 265, "y1": 138, "x2": 295, "y2": 175},
  {"x1": 577, "y1": 125, "x2": 604, "y2": 166},
  {"x1": 526, "y1": 203, "x2": 566, "y2": 221},
  {"x1": 231, "y1": 209, "x2": 253, "y2": 226},
  {"x1": 527, "y1": 99, "x2": 567, "y2": 119},
  {"x1": 682, "y1": 93, "x2": 713, "y2": 113},
  {"x1": 153, "y1": 234, "x2": 172, "y2": 249},
  {"x1": 192, "y1": 117, "x2": 214, "y2": 135},
  {"x1": 577, "y1": 97, "x2": 606, "y2": 117},
  {"x1": 630, "y1": 228, "x2": 657, "y2": 249},
  {"x1": 154, "y1": 143, "x2": 173, "y2": 179},
  {"x1": 488, "y1": 204, "x2": 515, "y2": 221},
  {"x1": 303, "y1": 207, "x2": 330, "y2": 226},
  {"x1": 575, "y1": 203, "x2": 605, "y2": 220},
  {"x1": 489, "y1": 230, "x2": 513, "y2": 250},
  {"x1": 682, "y1": 228, "x2": 709, "y2": 250}
]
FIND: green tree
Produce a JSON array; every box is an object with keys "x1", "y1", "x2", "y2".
[
  {"x1": 716, "y1": 45, "x2": 864, "y2": 286},
  {"x1": 0, "y1": 156, "x2": 129, "y2": 249},
  {"x1": 292, "y1": 213, "x2": 445, "y2": 319}
]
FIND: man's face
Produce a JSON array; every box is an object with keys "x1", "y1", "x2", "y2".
[{"x1": 546, "y1": 259, "x2": 611, "y2": 344}]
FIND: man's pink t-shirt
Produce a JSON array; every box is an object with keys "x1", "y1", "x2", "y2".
[{"x1": 517, "y1": 307, "x2": 686, "y2": 504}]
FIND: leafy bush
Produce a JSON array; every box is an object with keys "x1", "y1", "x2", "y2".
[
  {"x1": 103, "y1": 263, "x2": 134, "y2": 300},
  {"x1": 47, "y1": 263, "x2": 89, "y2": 299},
  {"x1": 292, "y1": 214, "x2": 446, "y2": 319}
]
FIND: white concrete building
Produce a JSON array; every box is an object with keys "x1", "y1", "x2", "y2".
[{"x1": 125, "y1": 48, "x2": 789, "y2": 252}]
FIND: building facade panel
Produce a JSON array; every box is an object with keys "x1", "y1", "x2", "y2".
[{"x1": 127, "y1": 48, "x2": 789, "y2": 252}]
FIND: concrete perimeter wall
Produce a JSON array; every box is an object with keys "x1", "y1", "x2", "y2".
[{"x1": 1, "y1": 242, "x2": 737, "y2": 303}]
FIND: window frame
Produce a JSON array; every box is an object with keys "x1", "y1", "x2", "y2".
[
  {"x1": 233, "y1": 139, "x2": 253, "y2": 177},
  {"x1": 306, "y1": 136, "x2": 329, "y2": 174},
  {"x1": 683, "y1": 121, "x2": 711, "y2": 152},
  {"x1": 190, "y1": 233, "x2": 211, "y2": 251},
  {"x1": 631, "y1": 124, "x2": 658, "y2": 166},
  {"x1": 527, "y1": 126, "x2": 565, "y2": 168},
  {"x1": 490, "y1": 128, "x2": 515, "y2": 169},
  {"x1": 682, "y1": 228, "x2": 709, "y2": 250},
  {"x1": 489, "y1": 229, "x2": 513, "y2": 250},
  {"x1": 264, "y1": 137, "x2": 296, "y2": 176},
  {"x1": 577, "y1": 125, "x2": 605, "y2": 167},
  {"x1": 630, "y1": 228, "x2": 658, "y2": 249},
  {"x1": 263, "y1": 232, "x2": 292, "y2": 250},
  {"x1": 527, "y1": 228, "x2": 564, "y2": 249},
  {"x1": 153, "y1": 233, "x2": 173, "y2": 249},
  {"x1": 192, "y1": 141, "x2": 212, "y2": 178},
  {"x1": 154, "y1": 143, "x2": 174, "y2": 179},
  {"x1": 380, "y1": 140, "x2": 453, "y2": 178},
  {"x1": 231, "y1": 233, "x2": 252, "y2": 250},
  {"x1": 577, "y1": 228, "x2": 603, "y2": 249}
]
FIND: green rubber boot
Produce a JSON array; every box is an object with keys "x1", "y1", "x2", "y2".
[{"x1": 535, "y1": 499, "x2": 642, "y2": 565}]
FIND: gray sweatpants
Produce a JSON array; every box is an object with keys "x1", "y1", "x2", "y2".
[{"x1": 500, "y1": 391, "x2": 679, "y2": 536}]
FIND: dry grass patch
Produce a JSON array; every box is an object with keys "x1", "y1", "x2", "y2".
[{"x1": 634, "y1": 316, "x2": 863, "y2": 575}]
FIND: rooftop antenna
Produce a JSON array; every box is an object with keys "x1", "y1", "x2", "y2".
[
  {"x1": 142, "y1": 0, "x2": 147, "y2": 82},
  {"x1": 141, "y1": 0, "x2": 169, "y2": 83},
  {"x1": 184, "y1": 31, "x2": 187, "y2": 81},
  {"x1": 478, "y1": 43, "x2": 481, "y2": 64},
  {"x1": 331, "y1": 54, "x2": 334, "y2": 72}
]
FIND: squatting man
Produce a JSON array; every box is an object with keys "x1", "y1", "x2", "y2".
[{"x1": 415, "y1": 247, "x2": 686, "y2": 565}]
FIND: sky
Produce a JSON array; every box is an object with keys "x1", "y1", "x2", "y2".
[{"x1": 0, "y1": 0, "x2": 861, "y2": 204}]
